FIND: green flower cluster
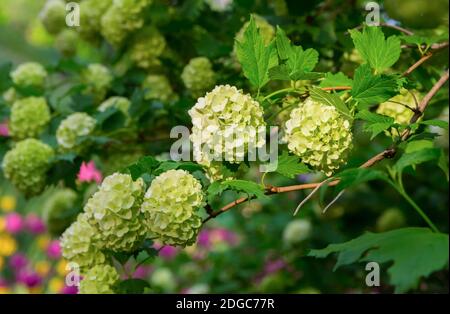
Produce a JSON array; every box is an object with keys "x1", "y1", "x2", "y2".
[
  {"x1": 377, "y1": 90, "x2": 418, "y2": 125},
  {"x1": 284, "y1": 98, "x2": 353, "y2": 176},
  {"x1": 10, "y1": 62, "x2": 47, "y2": 88},
  {"x1": 83, "y1": 173, "x2": 147, "y2": 251},
  {"x1": 55, "y1": 29, "x2": 79, "y2": 57},
  {"x1": 79, "y1": 264, "x2": 120, "y2": 294},
  {"x1": 60, "y1": 213, "x2": 107, "y2": 270},
  {"x1": 142, "y1": 74, "x2": 177, "y2": 102},
  {"x1": 101, "y1": 0, "x2": 153, "y2": 46},
  {"x1": 181, "y1": 57, "x2": 216, "y2": 99},
  {"x1": 56, "y1": 112, "x2": 96, "y2": 154},
  {"x1": 81, "y1": 64, "x2": 113, "y2": 103},
  {"x1": 188, "y1": 85, "x2": 266, "y2": 171},
  {"x1": 79, "y1": 0, "x2": 112, "y2": 41},
  {"x1": 43, "y1": 188, "x2": 78, "y2": 236},
  {"x1": 98, "y1": 96, "x2": 131, "y2": 119},
  {"x1": 39, "y1": 0, "x2": 66, "y2": 35},
  {"x1": 9, "y1": 97, "x2": 51, "y2": 140},
  {"x1": 2, "y1": 139, "x2": 54, "y2": 196},
  {"x1": 129, "y1": 27, "x2": 166, "y2": 69},
  {"x1": 283, "y1": 219, "x2": 312, "y2": 245},
  {"x1": 141, "y1": 169, "x2": 205, "y2": 246}
]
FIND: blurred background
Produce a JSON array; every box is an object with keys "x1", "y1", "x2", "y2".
[{"x1": 0, "y1": 0, "x2": 448, "y2": 294}]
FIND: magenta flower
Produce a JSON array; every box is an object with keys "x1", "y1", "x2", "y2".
[
  {"x1": 154, "y1": 243, "x2": 179, "y2": 260},
  {"x1": 61, "y1": 285, "x2": 78, "y2": 294},
  {"x1": 5, "y1": 213, "x2": 23, "y2": 234},
  {"x1": 264, "y1": 259, "x2": 286, "y2": 274},
  {"x1": 24, "y1": 213, "x2": 46, "y2": 234},
  {"x1": 17, "y1": 270, "x2": 42, "y2": 288},
  {"x1": 77, "y1": 161, "x2": 102, "y2": 184},
  {"x1": 9, "y1": 253, "x2": 28, "y2": 271},
  {"x1": 0, "y1": 121, "x2": 9, "y2": 137},
  {"x1": 133, "y1": 266, "x2": 152, "y2": 279},
  {"x1": 47, "y1": 240, "x2": 62, "y2": 259}
]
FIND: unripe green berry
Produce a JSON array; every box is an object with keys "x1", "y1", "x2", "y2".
[
  {"x1": 141, "y1": 169, "x2": 205, "y2": 246},
  {"x1": 2, "y1": 139, "x2": 54, "y2": 196},
  {"x1": 56, "y1": 112, "x2": 96, "y2": 154},
  {"x1": 9, "y1": 97, "x2": 51, "y2": 140},
  {"x1": 10, "y1": 62, "x2": 47, "y2": 88},
  {"x1": 181, "y1": 57, "x2": 216, "y2": 99},
  {"x1": 79, "y1": 264, "x2": 119, "y2": 294},
  {"x1": 284, "y1": 98, "x2": 353, "y2": 176}
]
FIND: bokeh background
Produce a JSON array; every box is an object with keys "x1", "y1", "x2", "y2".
[{"x1": 0, "y1": 0, "x2": 448, "y2": 294}]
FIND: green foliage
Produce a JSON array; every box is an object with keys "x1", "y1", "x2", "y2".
[
  {"x1": 356, "y1": 110, "x2": 395, "y2": 139},
  {"x1": 272, "y1": 151, "x2": 310, "y2": 179}
]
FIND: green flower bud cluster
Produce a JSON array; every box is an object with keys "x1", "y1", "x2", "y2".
[
  {"x1": 43, "y1": 188, "x2": 78, "y2": 236},
  {"x1": 81, "y1": 64, "x2": 113, "y2": 103},
  {"x1": 60, "y1": 213, "x2": 107, "y2": 270},
  {"x1": 284, "y1": 98, "x2": 353, "y2": 176},
  {"x1": 101, "y1": 0, "x2": 153, "y2": 46},
  {"x1": 2, "y1": 88, "x2": 18, "y2": 106},
  {"x1": 10, "y1": 62, "x2": 47, "y2": 88},
  {"x1": 83, "y1": 173, "x2": 147, "y2": 251},
  {"x1": 142, "y1": 74, "x2": 177, "y2": 102},
  {"x1": 282, "y1": 219, "x2": 312, "y2": 245},
  {"x1": 56, "y1": 112, "x2": 96, "y2": 154},
  {"x1": 79, "y1": 0, "x2": 112, "y2": 41},
  {"x1": 39, "y1": 0, "x2": 66, "y2": 35},
  {"x1": 377, "y1": 90, "x2": 418, "y2": 125},
  {"x1": 98, "y1": 96, "x2": 131, "y2": 117},
  {"x1": 141, "y1": 169, "x2": 205, "y2": 246},
  {"x1": 79, "y1": 264, "x2": 120, "y2": 294},
  {"x1": 188, "y1": 85, "x2": 266, "y2": 168},
  {"x1": 9, "y1": 97, "x2": 51, "y2": 140},
  {"x1": 233, "y1": 14, "x2": 275, "y2": 56},
  {"x1": 2, "y1": 139, "x2": 54, "y2": 196},
  {"x1": 181, "y1": 57, "x2": 216, "y2": 99},
  {"x1": 129, "y1": 27, "x2": 166, "y2": 69},
  {"x1": 54, "y1": 29, "x2": 79, "y2": 57}
]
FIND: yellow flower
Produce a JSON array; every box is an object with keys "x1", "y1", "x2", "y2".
[
  {"x1": 0, "y1": 256, "x2": 4, "y2": 270},
  {"x1": 56, "y1": 259, "x2": 69, "y2": 277},
  {"x1": 29, "y1": 286, "x2": 43, "y2": 294},
  {"x1": 0, "y1": 195, "x2": 16, "y2": 212},
  {"x1": 0, "y1": 287, "x2": 10, "y2": 294},
  {"x1": 0, "y1": 217, "x2": 5, "y2": 232},
  {"x1": 48, "y1": 278, "x2": 64, "y2": 294},
  {"x1": 0, "y1": 233, "x2": 17, "y2": 256},
  {"x1": 35, "y1": 261, "x2": 51, "y2": 276},
  {"x1": 37, "y1": 235, "x2": 51, "y2": 251}
]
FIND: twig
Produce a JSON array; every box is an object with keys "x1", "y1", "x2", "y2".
[
  {"x1": 321, "y1": 86, "x2": 352, "y2": 91},
  {"x1": 402, "y1": 53, "x2": 433, "y2": 76}
]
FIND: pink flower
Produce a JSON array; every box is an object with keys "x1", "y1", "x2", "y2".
[
  {"x1": 5, "y1": 213, "x2": 23, "y2": 234},
  {"x1": 77, "y1": 161, "x2": 102, "y2": 184},
  {"x1": 46, "y1": 240, "x2": 62, "y2": 259},
  {"x1": 153, "y1": 243, "x2": 179, "y2": 260},
  {"x1": 0, "y1": 121, "x2": 9, "y2": 137},
  {"x1": 24, "y1": 213, "x2": 46, "y2": 234}
]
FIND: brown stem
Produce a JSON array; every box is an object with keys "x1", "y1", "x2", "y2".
[
  {"x1": 321, "y1": 86, "x2": 352, "y2": 91},
  {"x1": 402, "y1": 53, "x2": 433, "y2": 77}
]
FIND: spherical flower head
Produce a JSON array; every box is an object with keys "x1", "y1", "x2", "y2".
[
  {"x1": 60, "y1": 213, "x2": 106, "y2": 270},
  {"x1": 83, "y1": 173, "x2": 147, "y2": 252},
  {"x1": 43, "y1": 188, "x2": 78, "y2": 236},
  {"x1": 46, "y1": 240, "x2": 62, "y2": 259},
  {"x1": 24, "y1": 213, "x2": 46, "y2": 234},
  {"x1": 233, "y1": 14, "x2": 275, "y2": 56},
  {"x1": 129, "y1": 27, "x2": 166, "y2": 69},
  {"x1": 101, "y1": 0, "x2": 153, "y2": 46},
  {"x1": 283, "y1": 219, "x2": 312, "y2": 245},
  {"x1": 9, "y1": 97, "x2": 51, "y2": 140},
  {"x1": 2, "y1": 139, "x2": 54, "y2": 196},
  {"x1": 141, "y1": 169, "x2": 205, "y2": 246},
  {"x1": 10, "y1": 62, "x2": 47, "y2": 88},
  {"x1": 188, "y1": 85, "x2": 266, "y2": 166},
  {"x1": 284, "y1": 98, "x2": 353, "y2": 176},
  {"x1": 79, "y1": 264, "x2": 119, "y2": 294},
  {"x1": 78, "y1": 0, "x2": 112, "y2": 41},
  {"x1": 181, "y1": 57, "x2": 216, "y2": 98},
  {"x1": 81, "y1": 64, "x2": 113, "y2": 103},
  {"x1": 5, "y1": 213, "x2": 23, "y2": 234},
  {"x1": 98, "y1": 96, "x2": 131, "y2": 123},
  {"x1": 377, "y1": 90, "x2": 418, "y2": 125},
  {"x1": 205, "y1": 0, "x2": 233, "y2": 12},
  {"x1": 142, "y1": 74, "x2": 177, "y2": 102},
  {"x1": 55, "y1": 29, "x2": 79, "y2": 57},
  {"x1": 56, "y1": 112, "x2": 96, "y2": 154},
  {"x1": 39, "y1": 0, "x2": 66, "y2": 35}
]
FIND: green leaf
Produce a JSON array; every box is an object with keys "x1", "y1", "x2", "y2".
[
  {"x1": 273, "y1": 151, "x2": 310, "y2": 179},
  {"x1": 420, "y1": 119, "x2": 449, "y2": 130},
  {"x1": 117, "y1": 279, "x2": 150, "y2": 294},
  {"x1": 438, "y1": 150, "x2": 449, "y2": 181},
  {"x1": 222, "y1": 180, "x2": 268, "y2": 200},
  {"x1": 308, "y1": 228, "x2": 449, "y2": 293},
  {"x1": 309, "y1": 87, "x2": 351, "y2": 119},
  {"x1": 235, "y1": 15, "x2": 278, "y2": 89},
  {"x1": 351, "y1": 64, "x2": 398, "y2": 108},
  {"x1": 320, "y1": 72, "x2": 353, "y2": 88},
  {"x1": 126, "y1": 156, "x2": 161, "y2": 180},
  {"x1": 207, "y1": 181, "x2": 227, "y2": 204},
  {"x1": 394, "y1": 148, "x2": 441, "y2": 173},
  {"x1": 349, "y1": 26, "x2": 401, "y2": 72},
  {"x1": 154, "y1": 161, "x2": 204, "y2": 176},
  {"x1": 355, "y1": 110, "x2": 395, "y2": 139},
  {"x1": 135, "y1": 249, "x2": 157, "y2": 266},
  {"x1": 335, "y1": 168, "x2": 388, "y2": 192},
  {"x1": 404, "y1": 140, "x2": 434, "y2": 153},
  {"x1": 0, "y1": 62, "x2": 13, "y2": 93}
]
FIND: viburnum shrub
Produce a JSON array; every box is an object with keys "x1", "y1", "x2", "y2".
[{"x1": 0, "y1": 0, "x2": 448, "y2": 294}]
